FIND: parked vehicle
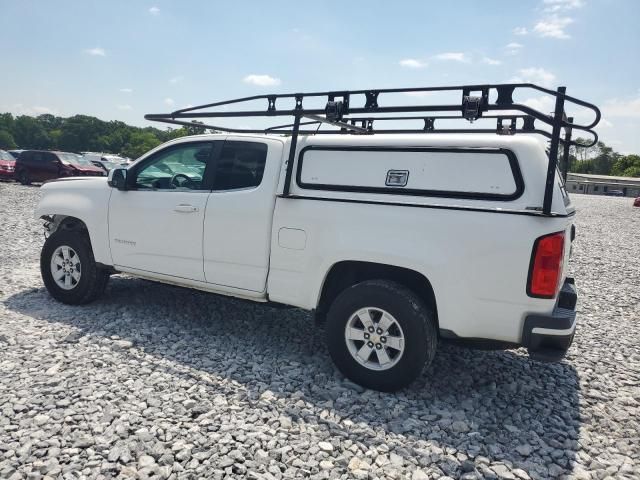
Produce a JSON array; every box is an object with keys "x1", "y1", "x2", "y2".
[
  {"x1": 88, "y1": 158, "x2": 120, "y2": 174},
  {"x1": 83, "y1": 153, "x2": 129, "y2": 170},
  {"x1": 35, "y1": 83, "x2": 599, "y2": 391},
  {"x1": 0, "y1": 150, "x2": 16, "y2": 179},
  {"x1": 605, "y1": 189, "x2": 625, "y2": 196},
  {"x1": 15, "y1": 150, "x2": 105, "y2": 185},
  {"x1": 8, "y1": 149, "x2": 25, "y2": 159}
]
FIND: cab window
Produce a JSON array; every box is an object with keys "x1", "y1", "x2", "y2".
[
  {"x1": 212, "y1": 141, "x2": 267, "y2": 191},
  {"x1": 134, "y1": 143, "x2": 212, "y2": 191}
]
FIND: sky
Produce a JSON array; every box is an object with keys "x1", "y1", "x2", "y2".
[{"x1": 1, "y1": 0, "x2": 639, "y2": 153}]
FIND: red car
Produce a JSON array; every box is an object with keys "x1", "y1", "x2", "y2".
[
  {"x1": 634, "y1": 197, "x2": 640, "y2": 207},
  {"x1": 0, "y1": 150, "x2": 16, "y2": 180},
  {"x1": 14, "y1": 150, "x2": 105, "y2": 184}
]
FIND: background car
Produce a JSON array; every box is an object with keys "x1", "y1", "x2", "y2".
[
  {"x1": 0, "y1": 150, "x2": 16, "y2": 180},
  {"x1": 88, "y1": 158, "x2": 120, "y2": 174},
  {"x1": 14, "y1": 150, "x2": 105, "y2": 184},
  {"x1": 83, "y1": 152, "x2": 129, "y2": 167},
  {"x1": 8, "y1": 149, "x2": 25, "y2": 159}
]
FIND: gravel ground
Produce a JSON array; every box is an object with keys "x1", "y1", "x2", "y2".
[{"x1": 0, "y1": 182, "x2": 638, "y2": 480}]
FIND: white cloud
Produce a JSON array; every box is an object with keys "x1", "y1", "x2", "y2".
[
  {"x1": 164, "y1": 98, "x2": 175, "y2": 107},
  {"x1": 534, "y1": 15, "x2": 574, "y2": 39},
  {"x1": 2, "y1": 104, "x2": 58, "y2": 116},
  {"x1": 505, "y1": 42, "x2": 523, "y2": 55},
  {"x1": 542, "y1": 0, "x2": 584, "y2": 12},
  {"x1": 523, "y1": 96, "x2": 556, "y2": 114},
  {"x1": 84, "y1": 47, "x2": 106, "y2": 56},
  {"x1": 149, "y1": 6, "x2": 160, "y2": 15},
  {"x1": 399, "y1": 58, "x2": 427, "y2": 69},
  {"x1": 513, "y1": 26, "x2": 528, "y2": 35},
  {"x1": 434, "y1": 52, "x2": 469, "y2": 63},
  {"x1": 119, "y1": 88, "x2": 133, "y2": 93},
  {"x1": 482, "y1": 57, "x2": 502, "y2": 66},
  {"x1": 34, "y1": 106, "x2": 56, "y2": 115},
  {"x1": 169, "y1": 76, "x2": 184, "y2": 84},
  {"x1": 603, "y1": 95, "x2": 640, "y2": 118},
  {"x1": 243, "y1": 74, "x2": 281, "y2": 87},
  {"x1": 117, "y1": 104, "x2": 132, "y2": 111},
  {"x1": 512, "y1": 67, "x2": 556, "y2": 87}
]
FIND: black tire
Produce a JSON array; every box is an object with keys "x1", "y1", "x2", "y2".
[
  {"x1": 17, "y1": 170, "x2": 31, "y2": 185},
  {"x1": 40, "y1": 229, "x2": 109, "y2": 305},
  {"x1": 325, "y1": 280, "x2": 437, "y2": 392}
]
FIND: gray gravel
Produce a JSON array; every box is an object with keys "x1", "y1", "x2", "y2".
[{"x1": 0, "y1": 182, "x2": 639, "y2": 480}]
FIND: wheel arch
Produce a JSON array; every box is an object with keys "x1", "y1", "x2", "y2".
[
  {"x1": 316, "y1": 260, "x2": 438, "y2": 328},
  {"x1": 44, "y1": 214, "x2": 90, "y2": 235}
]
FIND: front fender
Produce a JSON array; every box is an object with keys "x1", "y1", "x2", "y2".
[{"x1": 35, "y1": 178, "x2": 113, "y2": 265}]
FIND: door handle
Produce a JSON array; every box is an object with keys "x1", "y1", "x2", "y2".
[{"x1": 173, "y1": 204, "x2": 198, "y2": 213}]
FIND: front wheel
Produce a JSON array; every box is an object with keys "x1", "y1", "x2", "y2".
[
  {"x1": 17, "y1": 170, "x2": 31, "y2": 185},
  {"x1": 325, "y1": 280, "x2": 437, "y2": 392},
  {"x1": 40, "y1": 230, "x2": 109, "y2": 304}
]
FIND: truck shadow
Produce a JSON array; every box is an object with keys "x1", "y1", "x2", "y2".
[{"x1": 5, "y1": 276, "x2": 581, "y2": 479}]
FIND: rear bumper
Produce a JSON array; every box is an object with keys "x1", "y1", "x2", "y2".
[{"x1": 522, "y1": 278, "x2": 577, "y2": 362}]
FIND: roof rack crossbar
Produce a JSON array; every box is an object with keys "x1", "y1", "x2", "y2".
[
  {"x1": 152, "y1": 116, "x2": 597, "y2": 148},
  {"x1": 302, "y1": 114, "x2": 368, "y2": 133},
  {"x1": 260, "y1": 113, "x2": 597, "y2": 147}
]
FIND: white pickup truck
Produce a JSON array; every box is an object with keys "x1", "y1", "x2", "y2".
[{"x1": 35, "y1": 84, "x2": 599, "y2": 391}]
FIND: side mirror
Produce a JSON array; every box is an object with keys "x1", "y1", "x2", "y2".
[{"x1": 108, "y1": 168, "x2": 128, "y2": 190}]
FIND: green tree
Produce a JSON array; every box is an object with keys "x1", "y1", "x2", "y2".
[
  {"x1": 48, "y1": 129, "x2": 63, "y2": 149},
  {"x1": 0, "y1": 130, "x2": 17, "y2": 149},
  {"x1": 58, "y1": 115, "x2": 109, "y2": 152},
  {"x1": 0, "y1": 113, "x2": 15, "y2": 133},
  {"x1": 121, "y1": 131, "x2": 162, "y2": 159},
  {"x1": 611, "y1": 154, "x2": 640, "y2": 177},
  {"x1": 13, "y1": 116, "x2": 51, "y2": 149},
  {"x1": 569, "y1": 139, "x2": 622, "y2": 176},
  {"x1": 0, "y1": 111, "x2": 177, "y2": 155},
  {"x1": 36, "y1": 114, "x2": 64, "y2": 131}
]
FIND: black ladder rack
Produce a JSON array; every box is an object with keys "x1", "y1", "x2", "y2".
[{"x1": 144, "y1": 83, "x2": 601, "y2": 216}]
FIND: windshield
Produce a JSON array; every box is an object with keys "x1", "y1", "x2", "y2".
[
  {"x1": 0, "y1": 150, "x2": 14, "y2": 161},
  {"x1": 58, "y1": 153, "x2": 94, "y2": 166},
  {"x1": 101, "y1": 161, "x2": 118, "y2": 170}
]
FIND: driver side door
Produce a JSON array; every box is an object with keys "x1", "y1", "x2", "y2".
[{"x1": 108, "y1": 141, "x2": 220, "y2": 282}]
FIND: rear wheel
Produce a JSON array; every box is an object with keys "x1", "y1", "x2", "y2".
[
  {"x1": 325, "y1": 280, "x2": 437, "y2": 392},
  {"x1": 40, "y1": 230, "x2": 109, "y2": 304}
]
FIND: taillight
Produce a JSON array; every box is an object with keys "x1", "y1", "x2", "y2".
[{"x1": 527, "y1": 231, "x2": 565, "y2": 298}]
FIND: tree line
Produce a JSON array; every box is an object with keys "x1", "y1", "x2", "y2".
[
  {"x1": 0, "y1": 113, "x2": 207, "y2": 159},
  {"x1": 568, "y1": 138, "x2": 639, "y2": 177},
  {"x1": 0, "y1": 113, "x2": 639, "y2": 176}
]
